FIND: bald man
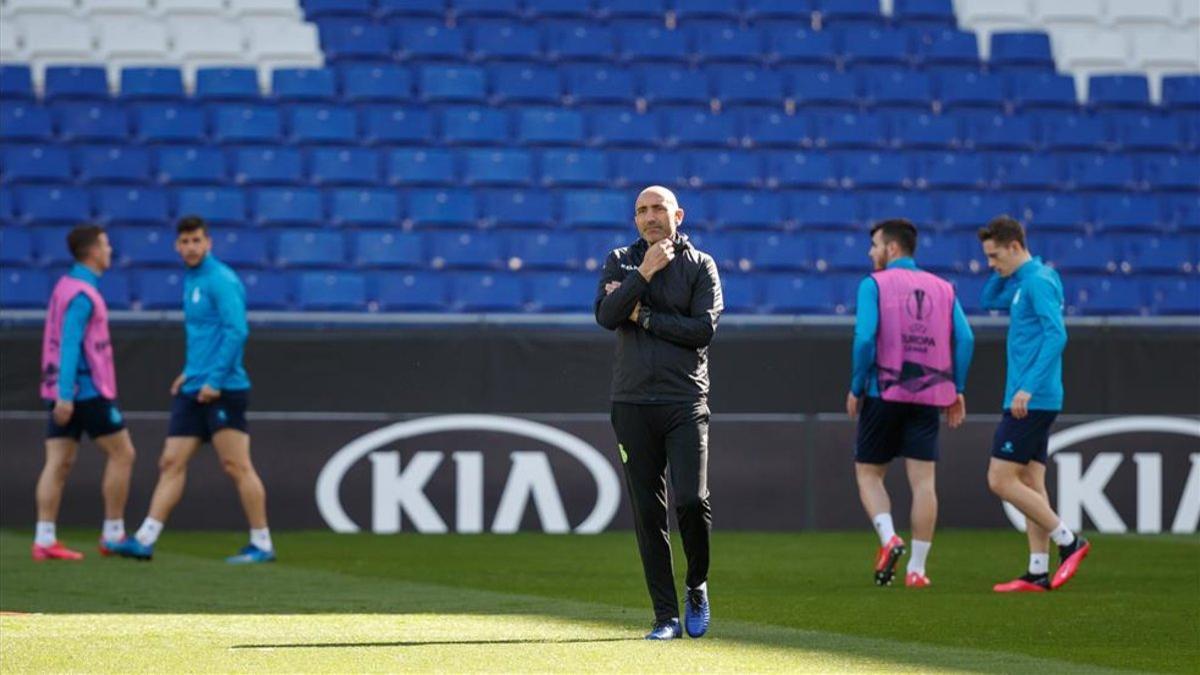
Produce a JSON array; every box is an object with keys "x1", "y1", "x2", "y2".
[{"x1": 595, "y1": 186, "x2": 724, "y2": 640}]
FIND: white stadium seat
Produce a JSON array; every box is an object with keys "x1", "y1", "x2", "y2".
[
  {"x1": 1178, "y1": 0, "x2": 1199, "y2": 27},
  {"x1": 1132, "y1": 30, "x2": 1200, "y2": 69},
  {"x1": 0, "y1": 24, "x2": 22, "y2": 61},
  {"x1": 228, "y1": 0, "x2": 301, "y2": 19},
  {"x1": 953, "y1": 0, "x2": 1034, "y2": 57},
  {"x1": 1105, "y1": 0, "x2": 1176, "y2": 27},
  {"x1": 1055, "y1": 29, "x2": 1134, "y2": 98},
  {"x1": 21, "y1": 16, "x2": 95, "y2": 61},
  {"x1": 1032, "y1": 0, "x2": 1103, "y2": 30},
  {"x1": 247, "y1": 21, "x2": 322, "y2": 86},
  {"x1": 154, "y1": 0, "x2": 227, "y2": 18},
  {"x1": 2, "y1": 0, "x2": 77, "y2": 19},
  {"x1": 97, "y1": 17, "x2": 172, "y2": 75},
  {"x1": 80, "y1": 0, "x2": 153, "y2": 17}
]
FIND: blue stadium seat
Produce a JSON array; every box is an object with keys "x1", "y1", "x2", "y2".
[
  {"x1": 789, "y1": 68, "x2": 858, "y2": 106},
  {"x1": 710, "y1": 65, "x2": 785, "y2": 106},
  {"x1": 132, "y1": 104, "x2": 205, "y2": 144},
  {"x1": 44, "y1": 66, "x2": 109, "y2": 100},
  {"x1": 838, "y1": 150, "x2": 909, "y2": 188},
  {"x1": 286, "y1": 105, "x2": 358, "y2": 145},
  {"x1": 739, "y1": 109, "x2": 809, "y2": 148},
  {"x1": 1110, "y1": 111, "x2": 1182, "y2": 151},
  {"x1": 1037, "y1": 111, "x2": 1108, "y2": 151},
  {"x1": 175, "y1": 187, "x2": 248, "y2": 226},
  {"x1": 711, "y1": 190, "x2": 784, "y2": 229},
  {"x1": 938, "y1": 71, "x2": 1005, "y2": 109},
  {"x1": 394, "y1": 21, "x2": 466, "y2": 61},
  {"x1": 509, "y1": 232, "x2": 582, "y2": 270},
  {"x1": 453, "y1": 272, "x2": 525, "y2": 311},
  {"x1": 1174, "y1": 109, "x2": 1199, "y2": 151},
  {"x1": 211, "y1": 105, "x2": 283, "y2": 144},
  {"x1": 2, "y1": 145, "x2": 71, "y2": 184},
  {"x1": 562, "y1": 190, "x2": 627, "y2": 228},
  {"x1": 407, "y1": 189, "x2": 478, "y2": 226},
  {"x1": 0, "y1": 65, "x2": 34, "y2": 100},
  {"x1": 718, "y1": 273, "x2": 759, "y2": 312},
  {"x1": 893, "y1": 0, "x2": 955, "y2": 26},
  {"x1": 865, "y1": 70, "x2": 933, "y2": 108},
  {"x1": 309, "y1": 147, "x2": 382, "y2": 186},
  {"x1": 1151, "y1": 277, "x2": 1199, "y2": 315},
  {"x1": 253, "y1": 188, "x2": 325, "y2": 227},
  {"x1": 1118, "y1": 235, "x2": 1192, "y2": 275},
  {"x1": 31, "y1": 227, "x2": 77, "y2": 267},
  {"x1": 938, "y1": 191, "x2": 1015, "y2": 230},
  {"x1": 1088, "y1": 75, "x2": 1150, "y2": 109},
  {"x1": 820, "y1": 0, "x2": 884, "y2": 24},
  {"x1": 516, "y1": 108, "x2": 585, "y2": 145},
  {"x1": 387, "y1": 148, "x2": 457, "y2": 185},
  {"x1": 132, "y1": 269, "x2": 186, "y2": 309},
  {"x1": 687, "y1": 150, "x2": 762, "y2": 187},
  {"x1": 767, "y1": 150, "x2": 836, "y2": 188},
  {"x1": 453, "y1": 0, "x2": 521, "y2": 19},
  {"x1": 635, "y1": 65, "x2": 710, "y2": 105},
  {"x1": 864, "y1": 191, "x2": 935, "y2": 228},
  {"x1": 581, "y1": 229, "x2": 634, "y2": 269},
  {"x1": 741, "y1": 232, "x2": 809, "y2": 271},
  {"x1": 361, "y1": 106, "x2": 435, "y2": 145},
  {"x1": 690, "y1": 26, "x2": 764, "y2": 64},
  {"x1": 789, "y1": 191, "x2": 858, "y2": 229},
  {"x1": 296, "y1": 272, "x2": 368, "y2": 310},
  {"x1": 986, "y1": 151, "x2": 1059, "y2": 189},
  {"x1": 352, "y1": 230, "x2": 423, "y2": 267},
  {"x1": 480, "y1": 189, "x2": 555, "y2": 227},
  {"x1": 154, "y1": 146, "x2": 226, "y2": 185},
  {"x1": 588, "y1": 107, "x2": 660, "y2": 146},
  {"x1": 211, "y1": 229, "x2": 271, "y2": 268},
  {"x1": 744, "y1": 0, "x2": 814, "y2": 21},
  {"x1": 617, "y1": 24, "x2": 689, "y2": 63},
  {"x1": 916, "y1": 29, "x2": 979, "y2": 66},
  {"x1": 111, "y1": 226, "x2": 178, "y2": 267},
  {"x1": 527, "y1": 272, "x2": 593, "y2": 311},
  {"x1": 765, "y1": 26, "x2": 836, "y2": 66},
  {"x1": 375, "y1": 272, "x2": 448, "y2": 311},
  {"x1": 74, "y1": 146, "x2": 148, "y2": 186},
  {"x1": 276, "y1": 229, "x2": 346, "y2": 267},
  {"x1": 0, "y1": 189, "x2": 12, "y2": 225},
  {"x1": 1162, "y1": 75, "x2": 1200, "y2": 109},
  {"x1": 889, "y1": 111, "x2": 960, "y2": 148},
  {"x1": 463, "y1": 149, "x2": 534, "y2": 186},
  {"x1": 94, "y1": 187, "x2": 170, "y2": 226},
  {"x1": 0, "y1": 227, "x2": 35, "y2": 266},
  {"x1": 273, "y1": 68, "x2": 337, "y2": 102},
  {"x1": 1064, "y1": 153, "x2": 1136, "y2": 191},
  {"x1": 675, "y1": 0, "x2": 740, "y2": 20},
  {"x1": 232, "y1": 147, "x2": 305, "y2": 186},
  {"x1": 420, "y1": 65, "x2": 486, "y2": 102},
  {"x1": 468, "y1": 21, "x2": 542, "y2": 62},
  {"x1": 322, "y1": 23, "x2": 392, "y2": 62},
  {"x1": 912, "y1": 230, "x2": 970, "y2": 273},
  {"x1": 601, "y1": 0, "x2": 667, "y2": 20},
  {"x1": 491, "y1": 64, "x2": 562, "y2": 104},
  {"x1": 442, "y1": 106, "x2": 510, "y2": 145},
  {"x1": 540, "y1": 149, "x2": 608, "y2": 187},
  {"x1": 1067, "y1": 275, "x2": 1145, "y2": 315},
  {"x1": 17, "y1": 187, "x2": 90, "y2": 226},
  {"x1": 1018, "y1": 192, "x2": 1086, "y2": 230},
  {"x1": 1165, "y1": 194, "x2": 1199, "y2": 230},
  {"x1": 1009, "y1": 72, "x2": 1076, "y2": 110},
  {"x1": 331, "y1": 188, "x2": 402, "y2": 227},
  {"x1": 917, "y1": 151, "x2": 986, "y2": 189},
  {"x1": 306, "y1": 0, "x2": 373, "y2": 18},
  {"x1": 812, "y1": 230, "x2": 872, "y2": 271},
  {"x1": 762, "y1": 274, "x2": 839, "y2": 313},
  {"x1": 968, "y1": 112, "x2": 1037, "y2": 150},
  {"x1": 812, "y1": 111, "x2": 886, "y2": 148},
  {"x1": 662, "y1": 108, "x2": 737, "y2": 147},
  {"x1": 1141, "y1": 154, "x2": 1200, "y2": 192},
  {"x1": 990, "y1": 32, "x2": 1053, "y2": 69},
  {"x1": 1, "y1": 269, "x2": 51, "y2": 308},
  {"x1": 120, "y1": 68, "x2": 185, "y2": 101},
  {"x1": 55, "y1": 103, "x2": 129, "y2": 142},
  {"x1": 547, "y1": 23, "x2": 616, "y2": 62},
  {"x1": 612, "y1": 150, "x2": 686, "y2": 188},
  {"x1": 429, "y1": 230, "x2": 505, "y2": 269},
  {"x1": 525, "y1": 0, "x2": 589, "y2": 19},
  {"x1": 340, "y1": 65, "x2": 413, "y2": 103},
  {"x1": 0, "y1": 103, "x2": 53, "y2": 142},
  {"x1": 1089, "y1": 194, "x2": 1161, "y2": 231},
  {"x1": 564, "y1": 66, "x2": 636, "y2": 104},
  {"x1": 240, "y1": 270, "x2": 291, "y2": 310},
  {"x1": 686, "y1": 231, "x2": 739, "y2": 269},
  {"x1": 195, "y1": 68, "x2": 260, "y2": 101},
  {"x1": 842, "y1": 27, "x2": 912, "y2": 65}
]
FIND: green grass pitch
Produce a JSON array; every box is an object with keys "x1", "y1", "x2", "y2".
[{"x1": 1, "y1": 529, "x2": 1196, "y2": 673}]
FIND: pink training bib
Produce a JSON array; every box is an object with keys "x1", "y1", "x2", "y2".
[
  {"x1": 41, "y1": 276, "x2": 117, "y2": 401},
  {"x1": 871, "y1": 267, "x2": 956, "y2": 407}
]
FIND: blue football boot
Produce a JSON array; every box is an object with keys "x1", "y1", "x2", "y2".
[
  {"x1": 644, "y1": 618, "x2": 682, "y2": 640},
  {"x1": 685, "y1": 585, "x2": 710, "y2": 638},
  {"x1": 109, "y1": 537, "x2": 154, "y2": 561},
  {"x1": 226, "y1": 544, "x2": 276, "y2": 564}
]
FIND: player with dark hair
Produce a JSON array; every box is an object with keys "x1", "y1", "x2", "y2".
[
  {"x1": 33, "y1": 225, "x2": 138, "y2": 560},
  {"x1": 978, "y1": 215, "x2": 1090, "y2": 592},
  {"x1": 113, "y1": 217, "x2": 275, "y2": 564},
  {"x1": 848, "y1": 219, "x2": 974, "y2": 587}
]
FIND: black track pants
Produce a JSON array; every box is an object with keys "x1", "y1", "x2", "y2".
[{"x1": 611, "y1": 401, "x2": 712, "y2": 622}]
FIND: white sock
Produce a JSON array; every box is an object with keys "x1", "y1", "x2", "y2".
[
  {"x1": 135, "y1": 518, "x2": 163, "y2": 547},
  {"x1": 907, "y1": 540, "x2": 931, "y2": 575},
  {"x1": 1049, "y1": 521, "x2": 1076, "y2": 547},
  {"x1": 35, "y1": 521, "x2": 56, "y2": 547},
  {"x1": 1029, "y1": 553, "x2": 1050, "y2": 576},
  {"x1": 250, "y1": 527, "x2": 273, "y2": 552},
  {"x1": 102, "y1": 519, "x2": 125, "y2": 542},
  {"x1": 872, "y1": 513, "x2": 896, "y2": 546},
  {"x1": 688, "y1": 581, "x2": 707, "y2": 593}
]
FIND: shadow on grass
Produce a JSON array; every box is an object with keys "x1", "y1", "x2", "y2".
[{"x1": 230, "y1": 637, "x2": 642, "y2": 649}]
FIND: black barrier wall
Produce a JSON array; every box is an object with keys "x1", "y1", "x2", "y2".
[{"x1": 2, "y1": 324, "x2": 1198, "y2": 533}]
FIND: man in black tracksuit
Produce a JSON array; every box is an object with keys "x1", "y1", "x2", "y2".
[{"x1": 594, "y1": 186, "x2": 723, "y2": 641}]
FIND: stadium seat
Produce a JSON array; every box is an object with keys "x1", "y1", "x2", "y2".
[
  {"x1": 917, "y1": 29, "x2": 980, "y2": 66},
  {"x1": 690, "y1": 25, "x2": 764, "y2": 64},
  {"x1": 1064, "y1": 153, "x2": 1137, "y2": 191},
  {"x1": 762, "y1": 274, "x2": 840, "y2": 313},
  {"x1": 842, "y1": 28, "x2": 913, "y2": 65},
  {"x1": 175, "y1": 187, "x2": 247, "y2": 226},
  {"x1": 1162, "y1": 75, "x2": 1200, "y2": 109},
  {"x1": 32, "y1": 227, "x2": 78, "y2": 267},
  {"x1": 938, "y1": 191, "x2": 1015, "y2": 230},
  {"x1": 43, "y1": 66, "x2": 110, "y2": 101},
  {"x1": 479, "y1": 189, "x2": 557, "y2": 229},
  {"x1": 789, "y1": 68, "x2": 858, "y2": 107},
  {"x1": 469, "y1": 21, "x2": 542, "y2": 62},
  {"x1": 1009, "y1": 72, "x2": 1077, "y2": 110},
  {"x1": 1151, "y1": 277, "x2": 1199, "y2": 315},
  {"x1": 309, "y1": 147, "x2": 382, "y2": 186},
  {"x1": 0, "y1": 227, "x2": 35, "y2": 267},
  {"x1": 517, "y1": 108, "x2": 586, "y2": 145},
  {"x1": 546, "y1": 23, "x2": 616, "y2": 62},
  {"x1": 351, "y1": 230, "x2": 423, "y2": 267},
  {"x1": 361, "y1": 106, "x2": 434, "y2": 145},
  {"x1": 98, "y1": 20, "x2": 172, "y2": 78},
  {"x1": 662, "y1": 108, "x2": 738, "y2": 148},
  {"x1": 442, "y1": 106, "x2": 510, "y2": 145},
  {"x1": 864, "y1": 70, "x2": 934, "y2": 108},
  {"x1": 893, "y1": 0, "x2": 956, "y2": 26},
  {"x1": 322, "y1": 23, "x2": 392, "y2": 62},
  {"x1": 617, "y1": 24, "x2": 689, "y2": 63},
  {"x1": 587, "y1": 108, "x2": 660, "y2": 147},
  {"x1": 1089, "y1": 75, "x2": 1151, "y2": 108},
  {"x1": 1062, "y1": 275, "x2": 1144, "y2": 316},
  {"x1": 864, "y1": 191, "x2": 936, "y2": 229},
  {"x1": 463, "y1": 149, "x2": 535, "y2": 187},
  {"x1": 636, "y1": 65, "x2": 711, "y2": 105},
  {"x1": 710, "y1": 65, "x2": 785, "y2": 106},
  {"x1": 687, "y1": 150, "x2": 762, "y2": 188},
  {"x1": 968, "y1": 112, "x2": 1037, "y2": 150},
  {"x1": 375, "y1": 271, "x2": 448, "y2": 311},
  {"x1": 508, "y1": 232, "x2": 582, "y2": 270},
  {"x1": 75, "y1": 145, "x2": 151, "y2": 186},
  {"x1": 132, "y1": 103, "x2": 206, "y2": 143},
  {"x1": 0, "y1": 103, "x2": 53, "y2": 142},
  {"x1": 1018, "y1": 192, "x2": 1087, "y2": 230},
  {"x1": 838, "y1": 150, "x2": 910, "y2": 188},
  {"x1": 917, "y1": 151, "x2": 987, "y2": 189},
  {"x1": 407, "y1": 189, "x2": 478, "y2": 226},
  {"x1": 419, "y1": 65, "x2": 486, "y2": 102},
  {"x1": 938, "y1": 71, "x2": 1006, "y2": 109},
  {"x1": 111, "y1": 226, "x2": 178, "y2": 267},
  {"x1": 889, "y1": 111, "x2": 961, "y2": 149},
  {"x1": 329, "y1": 188, "x2": 401, "y2": 228},
  {"x1": 766, "y1": 150, "x2": 837, "y2": 188},
  {"x1": 564, "y1": 66, "x2": 636, "y2": 105},
  {"x1": 710, "y1": 190, "x2": 784, "y2": 229},
  {"x1": 739, "y1": 109, "x2": 810, "y2": 149},
  {"x1": 286, "y1": 105, "x2": 358, "y2": 145},
  {"x1": 741, "y1": 232, "x2": 809, "y2": 272},
  {"x1": 612, "y1": 150, "x2": 686, "y2": 188},
  {"x1": 1037, "y1": 111, "x2": 1109, "y2": 151},
  {"x1": 272, "y1": 68, "x2": 337, "y2": 102},
  {"x1": 986, "y1": 151, "x2": 1059, "y2": 189},
  {"x1": 276, "y1": 229, "x2": 346, "y2": 267},
  {"x1": 1119, "y1": 235, "x2": 1193, "y2": 275},
  {"x1": 253, "y1": 187, "x2": 324, "y2": 227},
  {"x1": 562, "y1": 190, "x2": 627, "y2": 228},
  {"x1": 1141, "y1": 154, "x2": 1200, "y2": 191},
  {"x1": 211, "y1": 105, "x2": 283, "y2": 144},
  {"x1": 55, "y1": 104, "x2": 130, "y2": 143},
  {"x1": 94, "y1": 186, "x2": 170, "y2": 226},
  {"x1": 1111, "y1": 112, "x2": 1183, "y2": 151},
  {"x1": 210, "y1": 228, "x2": 270, "y2": 268},
  {"x1": 765, "y1": 26, "x2": 837, "y2": 66},
  {"x1": 392, "y1": 20, "x2": 465, "y2": 61},
  {"x1": 540, "y1": 149, "x2": 608, "y2": 187},
  {"x1": 232, "y1": 147, "x2": 304, "y2": 186},
  {"x1": 1090, "y1": 194, "x2": 1162, "y2": 231},
  {"x1": 2, "y1": 145, "x2": 72, "y2": 184},
  {"x1": 340, "y1": 65, "x2": 413, "y2": 103},
  {"x1": 0, "y1": 66, "x2": 34, "y2": 100},
  {"x1": 429, "y1": 230, "x2": 505, "y2": 269},
  {"x1": 17, "y1": 186, "x2": 90, "y2": 226},
  {"x1": 131, "y1": 269, "x2": 185, "y2": 310},
  {"x1": 789, "y1": 191, "x2": 858, "y2": 229},
  {"x1": 195, "y1": 68, "x2": 261, "y2": 101},
  {"x1": 453, "y1": 272, "x2": 524, "y2": 311},
  {"x1": 527, "y1": 272, "x2": 593, "y2": 311},
  {"x1": 1, "y1": 269, "x2": 51, "y2": 308},
  {"x1": 296, "y1": 272, "x2": 368, "y2": 311},
  {"x1": 387, "y1": 148, "x2": 456, "y2": 186},
  {"x1": 120, "y1": 68, "x2": 186, "y2": 101},
  {"x1": 990, "y1": 32, "x2": 1054, "y2": 69},
  {"x1": 150, "y1": 145, "x2": 225, "y2": 186},
  {"x1": 491, "y1": 64, "x2": 563, "y2": 104},
  {"x1": 304, "y1": 0, "x2": 371, "y2": 19},
  {"x1": 812, "y1": 111, "x2": 886, "y2": 149},
  {"x1": 238, "y1": 270, "x2": 291, "y2": 309},
  {"x1": 524, "y1": 0, "x2": 588, "y2": 19}
]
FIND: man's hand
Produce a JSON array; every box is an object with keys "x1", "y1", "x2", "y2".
[
  {"x1": 169, "y1": 373, "x2": 185, "y2": 396},
  {"x1": 1010, "y1": 390, "x2": 1032, "y2": 419},
  {"x1": 629, "y1": 302, "x2": 641, "y2": 323},
  {"x1": 637, "y1": 240, "x2": 675, "y2": 282},
  {"x1": 846, "y1": 392, "x2": 861, "y2": 420},
  {"x1": 604, "y1": 281, "x2": 620, "y2": 295},
  {"x1": 944, "y1": 394, "x2": 966, "y2": 429},
  {"x1": 197, "y1": 384, "x2": 221, "y2": 404},
  {"x1": 52, "y1": 399, "x2": 74, "y2": 426}
]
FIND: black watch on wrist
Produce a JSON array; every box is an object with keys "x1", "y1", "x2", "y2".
[{"x1": 639, "y1": 307, "x2": 651, "y2": 331}]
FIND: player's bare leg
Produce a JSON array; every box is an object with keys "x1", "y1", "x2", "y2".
[
  {"x1": 904, "y1": 459, "x2": 936, "y2": 587},
  {"x1": 32, "y1": 438, "x2": 83, "y2": 560},
  {"x1": 214, "y1": 429, "x2": 275, "y2": 563},
  {"x1": 856, "y1": 461, "x2": 905, "y2": 585}
]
